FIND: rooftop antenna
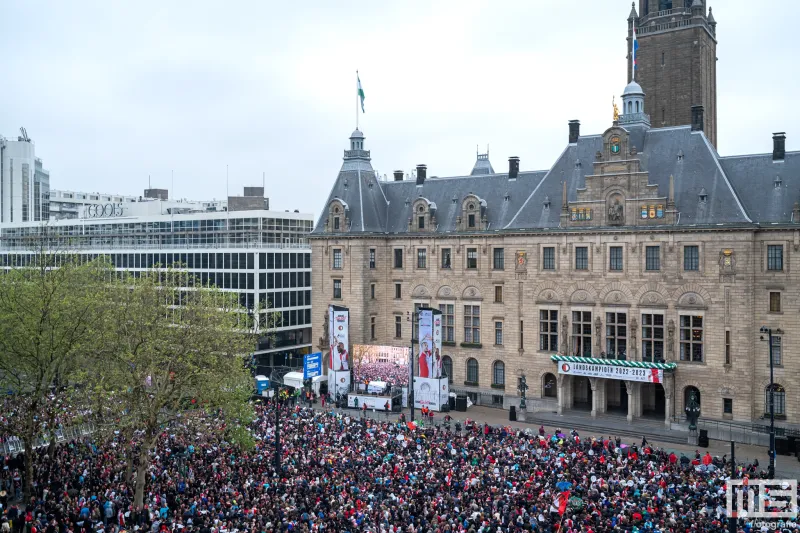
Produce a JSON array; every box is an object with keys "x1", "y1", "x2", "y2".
[
  {"x1": 148, "y1": 175, "x2": 151, "y2": 189},
  {"x1": 171, "y1": 170, "x2": 174, "y2": 201},
  {"x1": 262, "y1": 171, "x2": 265, "y2": 190}
]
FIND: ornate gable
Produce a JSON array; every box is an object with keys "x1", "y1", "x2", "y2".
[
  {"x1": 458, "y1": 194, "x2": 487, "y2": 231},
  {"x1": 324, "y1": 198, "x2": 350, "y2": 233},
  {"x1": 409, "y1": 197, "x2": 437, "y2": 232},
  {"x1": 561, "y1": 126, "x2": 677, "y2": 228}
]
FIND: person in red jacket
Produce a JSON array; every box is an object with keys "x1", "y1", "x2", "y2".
[{"x1": 702, "y1": 451, "x2": 713, "y2": 465}]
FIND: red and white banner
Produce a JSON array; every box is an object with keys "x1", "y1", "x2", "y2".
[{"x1": 556, "y1": 361, "x2": 664, "y2": 383}]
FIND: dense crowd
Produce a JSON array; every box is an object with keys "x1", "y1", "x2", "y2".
[
  {"x1": 0, "y1": 401, "x2": 777, "y2": 533},
  {"x1": 353, "y1": 362, "x2": 409, "y2": 388}
]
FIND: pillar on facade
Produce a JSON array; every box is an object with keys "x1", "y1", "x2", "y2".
[
  {"x1": 589, "y1": 378, "x2": 598, "y2": 418},
  {"x1": 557, "y1": 374, "x2": 567, "y2": 415},
  {"x1": 596, "y1": 378, "x2": 607, "y2": 415},
  {"x1": 625, "y1": 380, "x2": 641, "y2": 423},
  {"x1": 663, "y1": 374, "x2": 674, "y2": 428}
]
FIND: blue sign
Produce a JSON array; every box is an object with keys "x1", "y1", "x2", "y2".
[{"x1": 304, "y1": 352, "x2": 322, "y2": 380}]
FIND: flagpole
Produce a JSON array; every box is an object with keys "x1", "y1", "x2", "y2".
[
  {"x1": 356, "y1": 70, "x2": 359, "y2": 130},
  {"x1": 631, "y1": 23, "x2": 636, "y2": 82}
]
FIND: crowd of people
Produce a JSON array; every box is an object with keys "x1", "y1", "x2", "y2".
[
  {"x1": 0, "y1": 399, "x2": 779, "y2": 533},
  {"x1": 353, "y1": 362, "x2": 409, "y2": 388}
]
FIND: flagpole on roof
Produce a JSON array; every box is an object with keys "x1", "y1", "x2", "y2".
[{"x1": 356, "y1": 70, "x2": 359, "y2": 130}]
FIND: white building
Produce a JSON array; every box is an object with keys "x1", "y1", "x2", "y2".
[
  {"x1": 0, "y1": 130, "x2": 50, "y2": 223},
  {"x1": 0, "y1": 202, "x2": 314, "y2": 373},
  {"x1": 48, "y1": 188, "x2": 228, "y2": 221}
]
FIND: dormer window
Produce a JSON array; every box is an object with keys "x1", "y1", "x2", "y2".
[
  {"x1": 698, "y1": 189, "x2": 708, "y2": 204},
  {"x1": 468, "y1": 214, "x2": 476, "y2": 228},
  {"x1": 327, "y1": 201, "x2": 349, "y2": 233},
  {"x1": 774, "y1": 176, "x2": 782, "y2": 189}
]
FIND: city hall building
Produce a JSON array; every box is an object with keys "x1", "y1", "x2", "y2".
[{"x1": 310, "y1": 1, "x2": 800, "y2": 427}]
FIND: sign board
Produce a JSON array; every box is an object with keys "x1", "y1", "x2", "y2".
[
  {"x1": 330, "y1": 369, "x2": 351, "y2": 398},
  {"x1": 417, "y1": 309, "x2": 443, "y2": 378},
  {"x1": 557, "y1": 361, "x2": 664, "y2": 383},
  {"x1": 413, "y1": 376, "x2": 449, "y2": 411},
  {"x1": 328, "y1": 306, "x2": 350, "y2": 371},
  {"x1": 303, "y1": 352, "x2": 322, "y2": 380},
  {"x1": 347, "y1": 394, "x2": 392, "y2": 411}
]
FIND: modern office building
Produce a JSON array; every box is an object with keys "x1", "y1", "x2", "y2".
[
  {"x1": 48, "y1": 189, "x2": 228, "y2": 220},
  {"x1": 0, "y1": 190, "x2": 314, "y2": 373},
  {"x1": 0, "y1": 129, "x2": 50, "y2": 223}
]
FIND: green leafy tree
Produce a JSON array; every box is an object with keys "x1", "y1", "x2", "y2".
[
  {"x1": 0, "y1": 251, "x2": 112, "y2": 500},
  {"x1": 95, "y1": 268, "x2": 271, "y2": 508}
]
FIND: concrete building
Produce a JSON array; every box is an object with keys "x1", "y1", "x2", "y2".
[
  {"x1": 0, "y1": 130, "x2": 50, "y2": 223},
  {"x1": 0, "y1": 198, "x2": 314, "y2": 374},
  {"x1": 310, "y1": 4, "x2": 800, "y2": 429},
  {"x1": 48, "y1": 189, "x2": 228, "y2": 221}
]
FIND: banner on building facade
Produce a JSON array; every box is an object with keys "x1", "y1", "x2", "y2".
[
  {"x1": 557, "y1": 361, "x2": 664, "y2": 383},
  {"x1": 328, "y1": 305, "x2": 350, "y2": 371},
  {"x1": 417, "y1": 309, "x2": 443, "y2": 378}
]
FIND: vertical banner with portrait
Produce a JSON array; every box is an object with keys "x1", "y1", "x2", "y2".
[
  {"x1": 414, "y1": 308, "x2": 447, "y2": 410},
  {"x1": 328, "y1": 305, "x2": 351, "y2": 397}
]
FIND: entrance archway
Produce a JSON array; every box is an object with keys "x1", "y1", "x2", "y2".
[
  {"x1": 641, "y1": 383, "x2": 666, "y2": 418},
  {"x1": 542, "y1": 373, "x2": 557, "y2": 398},
  {"x1": 605, "y1": 380, "x2": 628, "y2": 414},
  {"x1": 684, "y1": 386, "x2": 701, "y2": 416},
  {"x1": 572, "y1": 376, "x2": 592, "y2": 410}
]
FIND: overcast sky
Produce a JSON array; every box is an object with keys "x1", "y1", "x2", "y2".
[{"x1": 2, "y1": 1, "x2": 797, "y2": 216}]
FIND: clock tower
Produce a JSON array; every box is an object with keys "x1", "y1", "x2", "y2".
[{"x1": 627, "y1": 0, "x2": 718, "y2": 147}]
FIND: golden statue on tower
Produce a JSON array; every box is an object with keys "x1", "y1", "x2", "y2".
[{"x1": 612, "y1": 96, "x2": 620, "y2": 121}]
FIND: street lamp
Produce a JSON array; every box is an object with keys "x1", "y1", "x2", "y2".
[{"x1": 760, "y1": 325, "x2": 782, "y2": 479}]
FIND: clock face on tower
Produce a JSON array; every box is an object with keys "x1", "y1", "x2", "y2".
[{"x1": 610, "y1": 136, "x2": 621, "y2": 154}]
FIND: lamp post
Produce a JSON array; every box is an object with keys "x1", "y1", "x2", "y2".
[{"x1": 760, "y1": 326, "x2": 781, "y2": 479}]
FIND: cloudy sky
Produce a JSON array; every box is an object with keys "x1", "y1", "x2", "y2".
[{"x1": 2, "y1": 1, "x2": 797, "y2": 216}]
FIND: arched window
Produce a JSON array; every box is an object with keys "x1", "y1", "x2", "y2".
[
  {"x1": 635, "y1": 101, "x2": 640, "y2": 113},
  {"x1": 766, "y1": 384, "x2": 786, "y2": 416},
  {"x1": 628, "y1": 102, "x2": 633, "y2": 114},
  {"x1": 466, "y1": 358, "x2": 479, "y2": 384},
  {"x1": 543, "y1": 373, "x2": 557, "y2": 398},
  {"x1": 492, "y1": 361, "x2": 505, "y2": 387},
  {"x1": 442, "y1": 356, "x2": 453, "y2": 384}
]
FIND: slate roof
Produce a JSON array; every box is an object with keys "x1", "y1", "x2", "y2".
[{"x1": 312, "y1": 126, "x2": 798, "y2": 236}]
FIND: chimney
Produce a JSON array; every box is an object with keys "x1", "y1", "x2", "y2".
[
  {"x1": 508, "y1": 157, "x2": 520, "y2": 180},
  {"x1": 393, "y1": 170, "x2": 404, "y2": 181},
  {"x1": 568, "y1": 120, "x2": 580, "y2": 144},
  {"x1": 691, "y1": 105, "x2": 704, "y2": 132},
  {"x1": 416, "y1": 164, "x2": 427, "y2": 186},
  {"x1": 773, "y1": 132, "x2": 786, "y2": 161}
]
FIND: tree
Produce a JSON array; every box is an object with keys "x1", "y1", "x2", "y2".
[
  {"x1": 0, "y1": 251, "x2": 112, "y2": 500},
  {"x1": 95, "y1": 268, "x2": 268, "y2": 508}
]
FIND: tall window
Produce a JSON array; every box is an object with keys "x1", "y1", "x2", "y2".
[
  {"x1": 394, "y1": 315, "x2": 402, "y2": 338},
  {"x1": 332, "y1": 249, "x2": 342, "y2": 269},
  {"x1": 464, "y1": 305, "x2": 481, "y2": 343},
  {"x1": 441, "y1": 248, "x2": 452, "y2": 269},
  {"x1": 442, "y1": 356, "x2": 453, "y2": 383},
  {"x1": 370, "y1": 283, "x2": 375, "y2": 299},
  {"x1": 439, "y1": 304, "x2": 455, "y2": 342},
  {"x1": 680, "y1": 315, "x2": 703, "y2": 362},
  {"x1": 417, "y1": 248, "x2": 427, "y2": 269},
  {"x1": 393, "y1": 248, "x2": 403, "y2": 269},
  {"x1": 645, "y1": 246, "x2": 660, "y2": 271},
  {"x1": 768, "y1": 245, "x2": 784, "y2": 271},
  {"x1": 641, "y1": 313, "x2": 664, "y2": 362},
  {"x1": 543, "y1": 247, "x2": 555, "y2": 270},
  {"x1": 370, "y1": 316, "x2": 376, "y2": 340},
  {"x1": 494, "y1": 286, "x2": 503, "y2": 303},
  {"x1": 771, "y1": 336, "x2": 782, "y2": 366},
  {"x1": 605, "y1": 312, "x2": 627, "y2": 358},
  {"x1": 493, "y1": 248, "x2": 505, "y2": 270},
  {"x1": 575, "y1": 247, "x2": 588, "y2": 270},
  {"x1": 333, "y1": 279, "x2": 342, "y2": 299},
  {"x1": 770, "y1": 292, "x2": 781, "y2": 313},
  {"x1": 466, "y1": 358, "x2": 479, "y2": 384},
  {"x1": 333, "y1": 217, "x2": 340, "y2": 230},
  {"x1": 539, "y1": 310, "x2": 558, "y2": 351},
  {"x1": 394, "y1": 283, "x2": 401, "y2": 299},
  {"x1": 369, "y1": 248, "x2": 376, "y2": 269},
  {"x1": 468, "y1": 214, "x2": 476, "y2": 228},
  {"x1": 684, "y1": 245, "x2": 699, "y2": 271},
  {"x1": 725, "y1": 329, "x2": 731, "y2": 364},
  {"x1": 466, "y1": 248, "x2": 478, "y2": 269},
  {"x1": 572, "y1": 311, "x2": 592, "y2": 357},
  {"x1": 609, "y1": 246, "x2": 623, "y2": 271},
  {"x1": 492, "y1": 361, "x2": 505, "y2": 386},
  {"x1": 418, "y1": 216, "x2": 425, "y2": 229},
  {"x1": 766, "y1": 384, "x2": 786, "y2": 416},
  {"x1": 494, "y1": 321, "x2": 503, "y2": 346}
]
